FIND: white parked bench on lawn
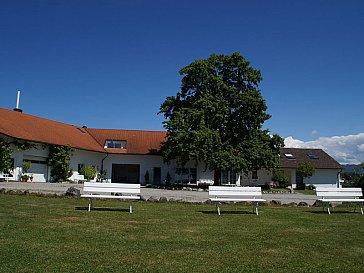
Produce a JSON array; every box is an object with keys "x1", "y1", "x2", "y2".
[
  {"x1": 209, "y1": 186, "x2": 266, "y2": 215},
  {"x1": 81, "y1": 182, "x2": 140, "y2": 213},
  {"x1": 316, "y1": 187, "x2": 364, "y2": 215}
]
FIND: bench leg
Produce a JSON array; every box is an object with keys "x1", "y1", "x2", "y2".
[
  {"x1": 129, "y1": 200, "x2": 133, "y2": 213},
  {"x1": 255, "y1": 202, "x2": 259, "y2": 216},
  {"x1": 88, "y1": 198, "x2": 93, "y2": 212},
  {"x1": 216, "y1": 202, "x2": 221, "y2": 215},
  {"x1": 322, "y1": 202, "x2": 330, "y2": 215}
]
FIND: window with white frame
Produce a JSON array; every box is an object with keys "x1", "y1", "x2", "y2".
[
  {"x1": 221, "y1": 170, "x2": 237, "y2": 184},
  {"x1": 104, "y1": 140, "x2": 127, "y2": 149}
]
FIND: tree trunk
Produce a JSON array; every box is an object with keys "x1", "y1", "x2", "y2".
[{"x1": 214, "y1": 169, "x2": 221, "y2": 186}]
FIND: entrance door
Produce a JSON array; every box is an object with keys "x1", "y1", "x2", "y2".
[
  {"x1": 153, "y1": 167, "x2": 161, "y2": 184},
  {"x1": 112, "y1": 164, "x2": 140, "y2": 183}
]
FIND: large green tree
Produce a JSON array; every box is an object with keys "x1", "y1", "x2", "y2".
[{"x1": 159, "y1": 53, "x2": 284, "y2": 184}]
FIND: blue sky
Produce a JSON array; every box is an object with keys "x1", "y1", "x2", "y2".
[{"x1": 1, "y1": 0, "x2": 363, "y2": 162}]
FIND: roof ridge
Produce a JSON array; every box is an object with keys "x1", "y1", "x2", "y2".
[
  {"x1": 87, "y1": 128, "x2": 166, "y2": 133},
  {"x1": 0, "y1": 107, "x2": 85, "y2": 128}
]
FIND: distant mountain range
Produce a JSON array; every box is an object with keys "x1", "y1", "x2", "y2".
[{"x1": 342, "y1": 164, "x2": 364, "y2": 174}]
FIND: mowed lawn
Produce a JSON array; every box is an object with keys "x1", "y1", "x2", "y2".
[{"x1": 1, "y1": 194, "x2": 364, "y2": 273}]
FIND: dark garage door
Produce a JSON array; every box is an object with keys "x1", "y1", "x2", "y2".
[{"x1": 111, "y1": 164, "x2": 140, "y2": 184}]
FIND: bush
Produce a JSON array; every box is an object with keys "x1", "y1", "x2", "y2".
[
  {"x1": 48, "y1": 145, "x2": 73, "y2": 182},
  {"x1": 79, "y1": 165, "x2": 97, "y2": 181},
  {"x1": 22, "y1": 161, "x2": 32, "y2": 173},
  {"x1": 271, "y1": 171, "x2": 289, "y2": 188},
  {"x1": 305, "y1": 184, "x2": 316, "y2": 190},
  {"x1": 295, "y1": 181, "x2": 305, "y2": 190}
]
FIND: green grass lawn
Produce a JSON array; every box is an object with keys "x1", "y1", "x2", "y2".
[
  {"x1": 1, "y1": 194, "x2": 364, "y2": 273},
  {"x1": 294, "y1": 189, "x2": 316, "y2": 195}
]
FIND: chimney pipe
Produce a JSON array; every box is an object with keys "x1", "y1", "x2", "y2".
[{"x1": 13, "y1": 90, "x2": 23, "y2": 112}]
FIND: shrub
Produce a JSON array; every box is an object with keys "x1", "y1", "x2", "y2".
[
  {"x1": 22, "y1": 161, "x2": 31, "y2": 173},
  {"x1": 97, "y1": 170, "x2": 107, "y2": 182},
  {"x1": 271, "y1": 171, "x2": 289, "y2": 188},
  {"x1": 48, "y1": 145, "x2": 73, "y2": 182},
  {"x1": 79, "y1": 165, "x2": 97, "y2": 181},
  {"x1": 305, "y1": 184, "x2": 316, "y2": 190}
]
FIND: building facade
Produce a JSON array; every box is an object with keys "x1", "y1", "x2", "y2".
[{"x1": 0, "y1": 107, "x2": 342, "y2": 188}]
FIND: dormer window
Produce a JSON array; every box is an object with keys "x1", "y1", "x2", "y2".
[
  {"x1": 104, "y1": 140, "x2": 126, "y2": 149},
  {"x1": 307, "y1": 154, "x2": 319, "y2": 159},
  {"x1": 284, "y1": 153, "x2": 295, "y2": 159}
]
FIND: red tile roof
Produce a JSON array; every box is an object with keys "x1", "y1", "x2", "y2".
[
  {"x1": 0, "y1": 107, "x2": 104, "y2": 152},
  {"x1": 0, "y1": 107, "x2": 166, "y2": 154},
  {"x1": 86, "y1": 128, "x2": 166, "y2": 155}
]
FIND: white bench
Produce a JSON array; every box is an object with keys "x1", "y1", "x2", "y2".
[
  {"x1": 81, "y1": 182, "x2": 141, "y2": 213},
  {"x1": 197, "y1": 179, "x2": 214, "y2": 186},
  {"x1": 0, "y1": 173, "x2": 10, "y2": 182},
  {"x1": 316, "y1": 187, "x2": 364, "y2": 215},
  {"x1": 209, "y1": 186, "x2": 266, "y2": 215},
  {"x1": 70, "y1": 174, "x2": 86, "y2": 183}
]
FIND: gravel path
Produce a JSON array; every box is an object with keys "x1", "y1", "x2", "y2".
[{"x1": 0, "y1": 181, "x2": 318, "y2": 205}]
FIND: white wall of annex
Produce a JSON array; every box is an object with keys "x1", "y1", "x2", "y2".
[
  {"x1": 103, "y1": 154, "x2": 168, "y2": 184},
  {"x1": 304, "y1": 169, "x2": 339, "y2": 188}
]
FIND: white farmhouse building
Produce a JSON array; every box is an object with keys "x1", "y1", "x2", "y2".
[
  {"x1": 240, "y1": 148, "x2": 342, "y2": 188},
  {"x1": 0, "y1": 107, "x2": 342, "y2": 188}
]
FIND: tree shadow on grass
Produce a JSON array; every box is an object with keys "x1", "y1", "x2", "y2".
[
  {"x1": 75, "y1": 206, "x2": 130, "y2": 212},
  {"x1": 198, "y1": 210, "x2": 257, "y2": 215}
]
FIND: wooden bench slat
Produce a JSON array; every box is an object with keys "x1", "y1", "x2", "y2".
[
  {"x1": 209, "y1": 191, "x2": 263, "y2": 196},
  {"x1": 83, "y1": 187, "x2": 140, "y2": 194},
  {"x1": 81, "y1": 194, "x2": 140, "y2": 200},
  {"x1": 83, "y1": 182, "x2": 140, "y2": 189},
  {"x1": 210, "y1": 198, "x2": 266, "y2": 202},
  {"x1": 318, "y1": 198, "x2": 363, "y2": 202}
]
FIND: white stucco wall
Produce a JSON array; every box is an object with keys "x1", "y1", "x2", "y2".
[
  {"x1": 239, "y1": 168, "x2": 340, "y2": 189},
  {"x1": 303, "y1": 169, "x2": 339, "y2": 188},
  {"x1": 240, "y1": 170, "x2": 272, "y2": 186},
  {"x1": 4, "y1": 136, "x2": 341, "y2": 188},
  {"x1": 103, "y1": 154, "x2": 169, "y2": 185},
  {"x1": 12, "y1": 143, "x2": 50, "y2": 182},
  {"x1": 69, "y1": 150, "x2": 104, "y2": 181}
]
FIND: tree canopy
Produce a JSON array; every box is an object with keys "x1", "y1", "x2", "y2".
[
  {"x1": 296, "y1": 162, "x2": 315, "y2": 179},
  {"x1": 159, "y1": 53, "x2": 284, "y2": 183}
]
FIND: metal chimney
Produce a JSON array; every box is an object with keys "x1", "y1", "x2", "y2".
[{"x1": 13, "y1": 90, "x2": 23, "y2": 112}]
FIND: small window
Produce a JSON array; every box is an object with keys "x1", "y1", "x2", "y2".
[
  {"x1": 104, "y1": 140, "x2": 126, "y2": 149},
  {"x1": 308, "y1": 154, "x2": 319, "y2": 159},
  {"x1": 284, "y1": 153, "x2": 295, "y2": 159},
  {"x1": 252, "y1": 171, "x2": 258, "y2": 179}
]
